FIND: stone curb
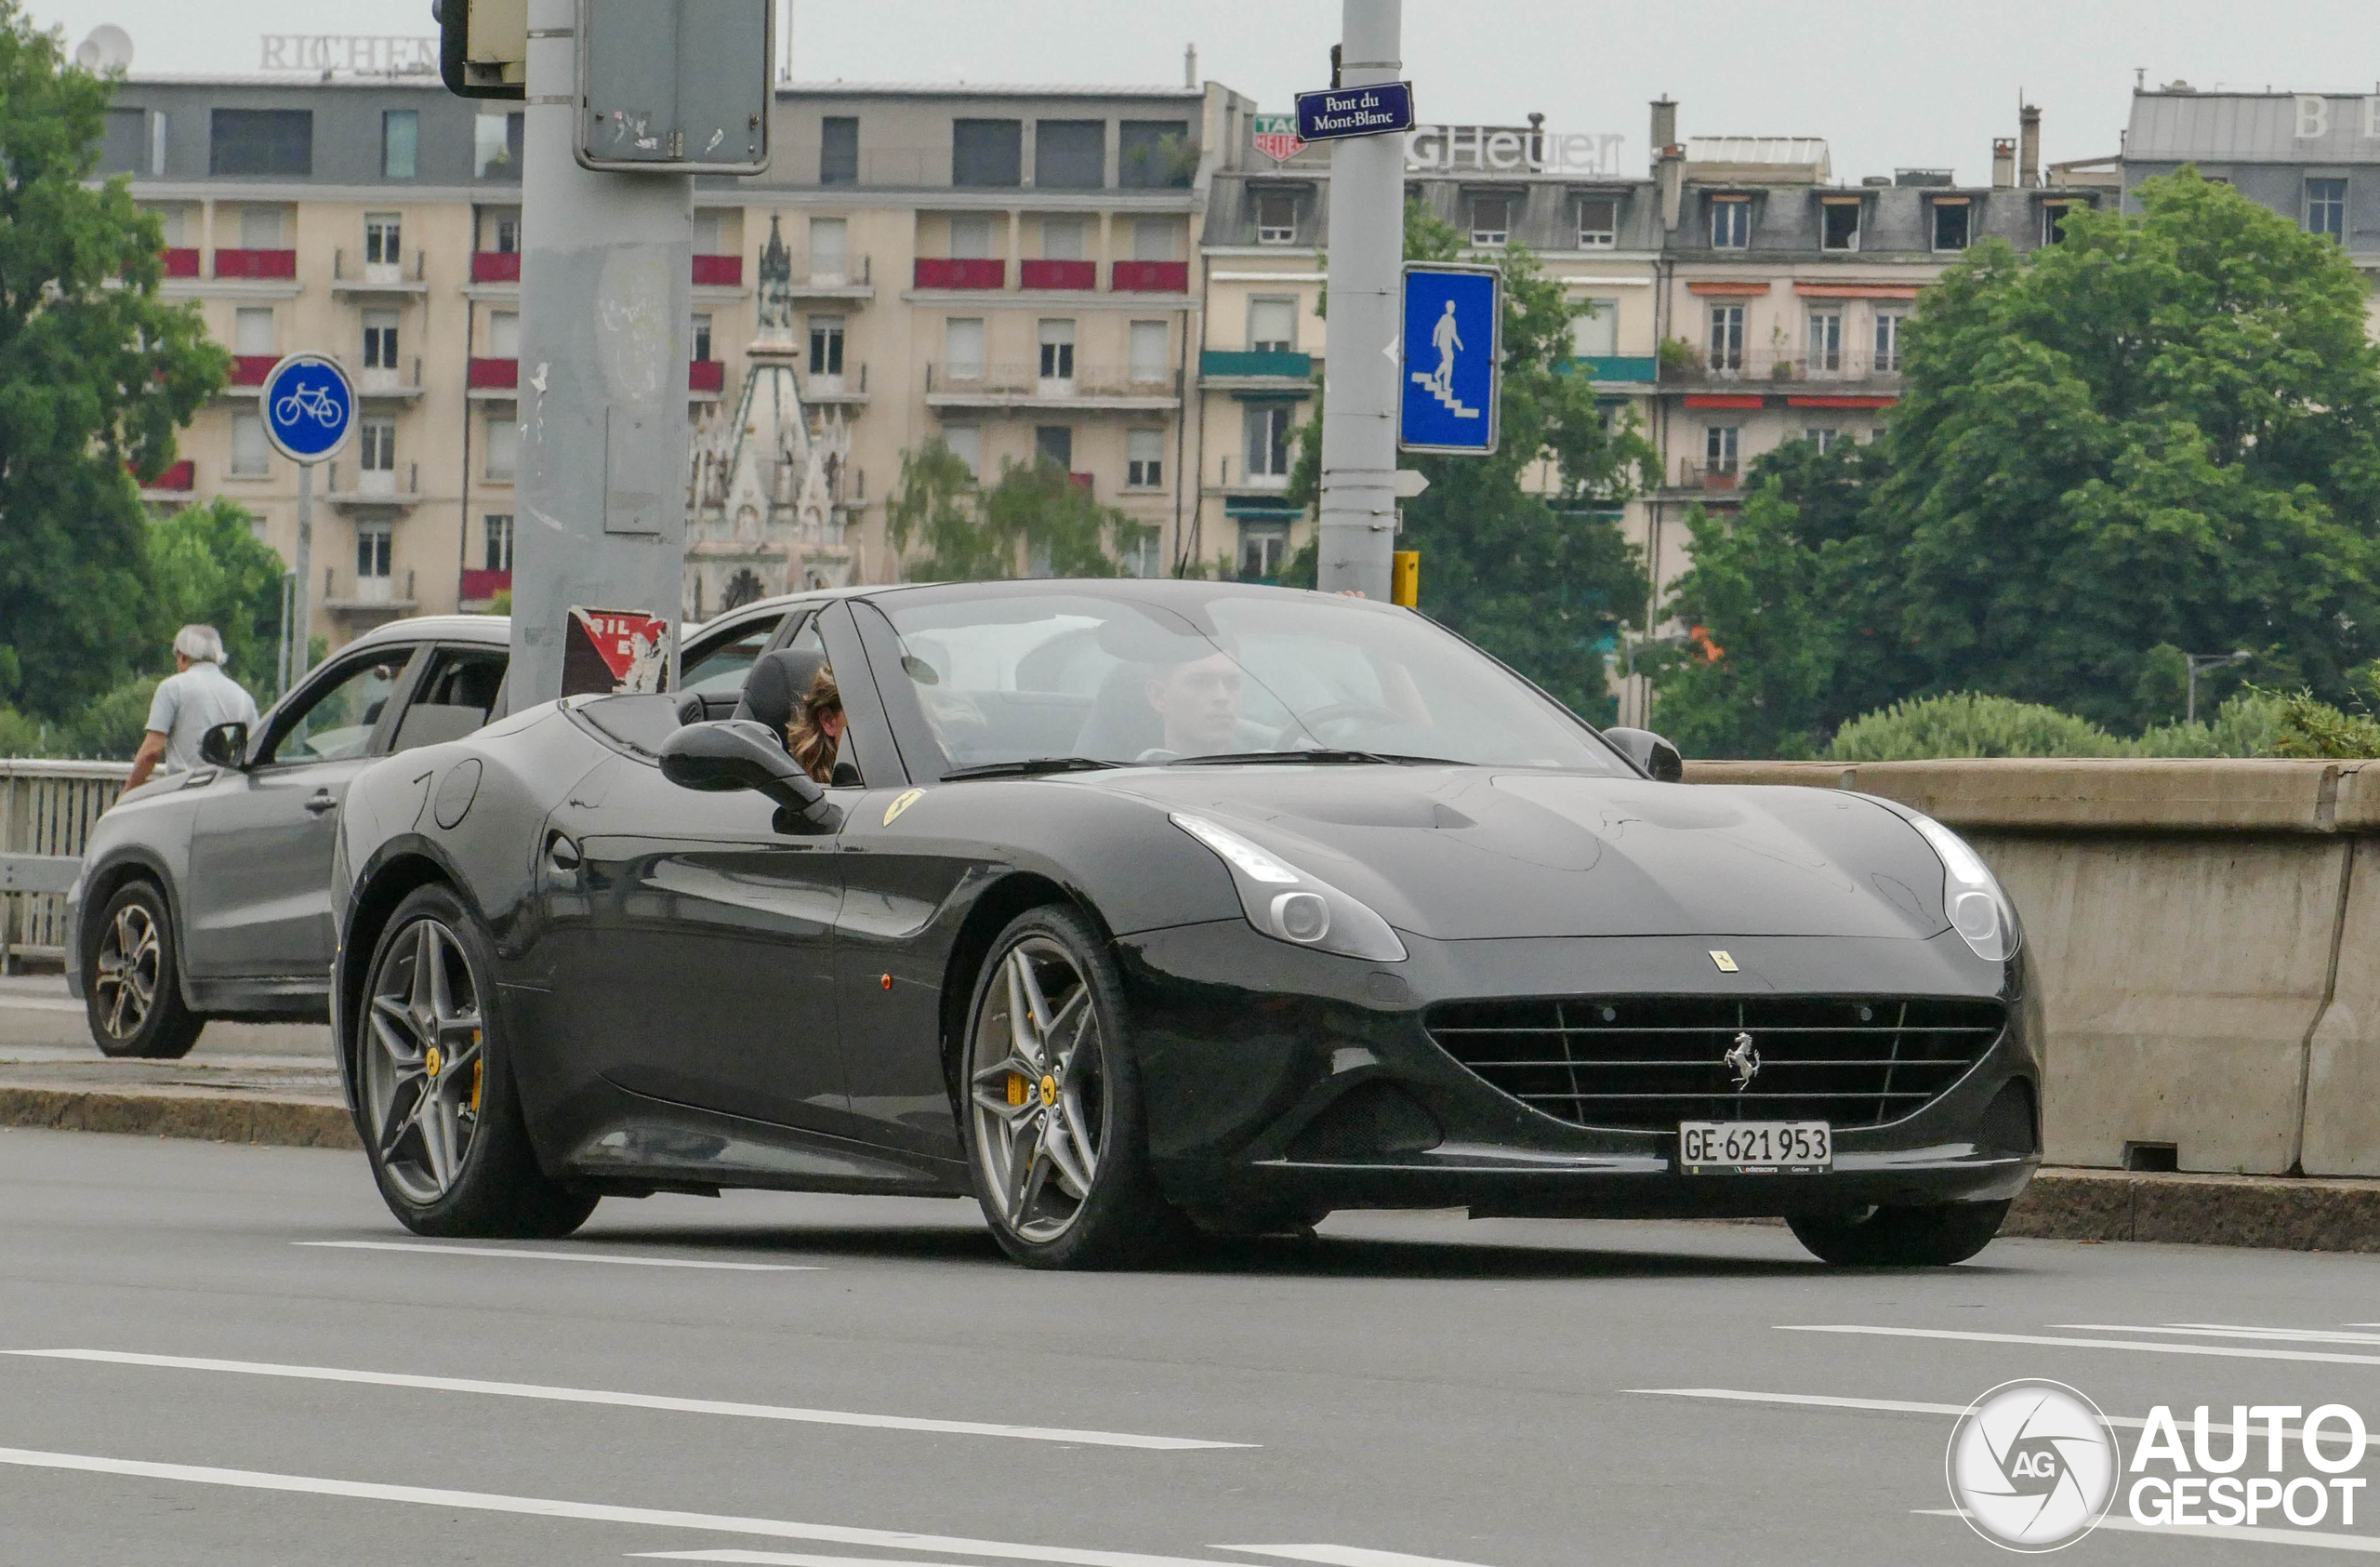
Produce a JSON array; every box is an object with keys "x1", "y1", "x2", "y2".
[{"x1": 0, "y1": 1087, "x2": 360, "y2": 1150}]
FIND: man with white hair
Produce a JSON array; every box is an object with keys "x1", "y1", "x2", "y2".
[{"x1": 121, "y1": 625, "x2": 262, "y2": 795}]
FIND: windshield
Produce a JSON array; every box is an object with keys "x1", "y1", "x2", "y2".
[{"x1": 875, "y1": 585, "x2": 1628, "y2": 777}]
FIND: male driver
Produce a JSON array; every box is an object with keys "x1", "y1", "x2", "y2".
[
  {"x1": 122, "y1": 625, "x2": 260, "y2": 795},
  {"x1": 1143, "y1": 649, "x2": 1246, "y2": 760}
]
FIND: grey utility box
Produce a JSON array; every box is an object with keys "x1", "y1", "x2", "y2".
[{"x1": 575, "y1": 0, "x2": 772, "y2": 174}]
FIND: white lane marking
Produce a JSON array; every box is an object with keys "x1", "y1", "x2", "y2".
[
  {"x1": 1634, "y1": 1388, "x2": 2349, "y2": 1446},
  {"x1": 0, "y1": 1448, "x2": 1258, "y2": 1567},
  {"x1": 635, "y1": 1554, "x2": 1012, "y2": 1567},
  {"x1": 296, "y1": 1240, "x2": 817, "y2": 1272},
  {"x1": 1780, "y1": 1324, "x2": 2380, "y2": 1369},
  {"x1": 1219, "y1": 1548, "x2": 1505, "y2": 1567},
  {"x1": 5, "y1": 1350, "x2": 1249, "y2": 1452},
  {"x1": 2057, "y1": 1323, "x2": 2380, "y2": 1348},
  {"x1": 0, "y1": 994, "x2": 92, "y2": 1014},
  {"x1": 1921, "y1": 1508, "x2": 2380, "y2": 1553}
]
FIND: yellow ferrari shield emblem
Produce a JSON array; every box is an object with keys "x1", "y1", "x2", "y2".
[
  {"x1": 1709, "y1": 949, "x2": 1739, "y2": 973},
  {"x1": 882, "y1": 788, "x2": 924, "y2": 826}
]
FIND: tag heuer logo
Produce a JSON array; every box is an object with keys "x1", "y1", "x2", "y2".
[
  {"x1": 1709, "y1": 949, "x2": 1738, "y2": 973},
  {"x1": 1253, "y1": 113, "x2": 1306, "y2": 164}
]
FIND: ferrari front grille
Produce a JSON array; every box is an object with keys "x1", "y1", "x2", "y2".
[{"x1": 1424, "y1": 994, "x2": 2007, "y2": 1133}]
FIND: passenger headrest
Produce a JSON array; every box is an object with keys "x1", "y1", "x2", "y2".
[{"x1": 733, "y1": 646, "x2": 828, "y2": 735}]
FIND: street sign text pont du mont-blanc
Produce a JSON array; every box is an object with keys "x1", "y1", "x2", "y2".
[{"x1": 1295, "y1": 81, "x2": 1416, "y2": 142}]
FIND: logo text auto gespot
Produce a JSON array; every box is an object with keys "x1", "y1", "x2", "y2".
[{"x1": 2127, "y1": 1404, "x2": 2369, "y2": 1528}]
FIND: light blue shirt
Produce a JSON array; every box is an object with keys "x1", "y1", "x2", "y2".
[{"x1": 144, "y1": 661, "x2": 261, "y2": 771}]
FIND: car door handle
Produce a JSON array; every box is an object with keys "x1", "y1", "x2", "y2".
[{"x1": 304, "y1": 790, "x2": 338, "y2": 814}]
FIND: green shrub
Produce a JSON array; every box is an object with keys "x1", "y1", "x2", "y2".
[
  {"x1": 2267, "y1": 690, "x2": 2380, "y2": 759},
  {"x1": 0, "y1": 706, "x2": 55, "y2": 758},
  {"x1": 2129, "y1": 691, "x2": 2292, "y2": 758},
  {"x1": 53, "y1": 674, "x2": 161, "y2": 761},
  {"x1": 1828, "y1": 693, "x2": 2124, "y2": 762}
]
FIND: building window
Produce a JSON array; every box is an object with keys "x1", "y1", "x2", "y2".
[
  {"x1": 381, "y1": 110, "x2": 417, "y2": 179},
  {"x1": 1250, "y1": 298, "x2": 1297, "y2": 354},
  {"x1": 948, "y1": 214, "x2": 994, "y2": 259},
  {"x1": 945, "y1": 317, "x2": 985, "y2": 380},
  {"x1": 1040, "y1": 215, "x2": 1087, "y2": 260},
  {"x1": 473, "y1": 113, "x2": 519, "y2": 178},
  {"x1": 488, "y1": 309, "x2": 520, "y2": 358},
  {"x1": 1037, "y1": 318, "x2": 1075, "y2": 380},
  {"x1": 1255, "y1": 190, "x2": 1299, "y2": 244},
  {"x1": 2041, "y1": 201, "x2": 2074, "y2": 245},
  {"x1": 484, "y1": 418, "x2": 517, "y2": 481},
  {"x1": 1874, "y1": 312, "x2": 1905, "y2": 372},
  {"x1": 1806, "y1": 310, "x2": 1842, "y2": 374},
  {"x1": 953, "y1": 119, "x2": 1023, "y2": 187},
  {"x1": 1821, "y1": 200, "x2": 1861, "y2": 252},
  {"x1": 2307, "y1": 178, "x2": 2347, "y2": 240},
  {"x1": 210, "y1": 109, "x2": 311, "y2": 176},
  {"x1": 1127, "y1": 429, "x2": 1165, "y2": 489},
  {"x1": 1571, "y1": 298, "x2": 1618, "y2": 359},
  {"x1": 359, "y1": 418, "x2": 397, "y2": 472},
  {"x1": 1129, "y1": 320, "x2": 1169, "y2": 383},
  {"x1": 820, "y1": 115, "x2": 858, "y2": 184},
  {"x1": 690, "y1": 313, "x2": 713, "y2": 363},
  {"x1": 1245, "y1": 403, "x2": 1294, "y2": 483},
  {"x1": 1120, "y1": 119, "x2": 1191, "y2": 188},
  {"x1": 230, "y1": 412, "x2": 271, "y2": 476},
  {"x1": 1932, "y1": 199, "x2": 1971, "y2": 251},
  {"x1": 1238, "y1": 523, "x2": 1289, "y2": 583},
  {"x1": 808, "y1": 315, "x2": 845, "y2": 377},
  {"x1": 1035, "y1": 120, "x2": 1104, "y2": 189},
  {"x1": 364, "y1": 212, "x2": 402, "y2": 267},
  {"x1": 1577, "y1": 195, "x2": 1619, "y2": 247},
  {"x1": 483, "y1": 513, "x2": 514, "y2": 572},
  {"x1": 1469, "y1": 192, "x2": 1513, "y2": 247},
  {"x1": 1807, "y1": 428, "x2": 1840, "y2": 454},
  {"x1": 100, "y1": 107, "x2": 146, "y2": 175},
  {"x1": 1132, "y1": 218, "x2": 1180, "y2": 261},
  {"x1": 363, "y1": 310, "x2": 400, "y2": 370},
  {"x1": 234, "y1": 306, "x2": 275, "y2": 356},
  {"x1": 1710, "y1": 196, "x2": 1750, "y2": 248},
  {"x1": 808, "y1": 217, "x2": 847, "y2": 280},
  {"x1": 1034, "y1": 425, "x2": 1073, "y2": 469},
  {"x1": 943, "y1": 425, "x2": 983, "y2": 479},
  {"x1": 1708, "y1": 303, "x2": 1745, "y2": 372},
  {"x1": 356, "y1": 522, "x2": 392, "y2": 580},
  {"x1": 239, "y1": 206, "x2": 284, "y2": 249},
  {"x1": 1705, "y1": 424, "x2": 1739, "y2": 476},
  {"x1": 483, "y1": 210, "x2": 520, "y2": 253}
]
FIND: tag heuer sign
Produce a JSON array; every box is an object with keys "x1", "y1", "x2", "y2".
[{"x1": 1252, "y1": 113, "x2": 1305, "y2": 164}]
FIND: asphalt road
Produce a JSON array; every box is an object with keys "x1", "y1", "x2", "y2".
[{"x1": 5, "y1": 1129, "x2": 2380, "y2": 1565}]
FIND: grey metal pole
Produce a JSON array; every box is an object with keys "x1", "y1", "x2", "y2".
[
  {"x1": 1315, "y1": 0, "x2": 1404, "y2": 601},
  {"x1": 509, "y1": 0, "x2": 694, "y2": 710},
  {"x1": 293, "y1": 462, "x2": 313, "y2": 682}
]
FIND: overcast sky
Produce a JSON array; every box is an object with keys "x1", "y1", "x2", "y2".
[{"x1": 27, "y1": 0, "x2": 2379, "y2": 184}]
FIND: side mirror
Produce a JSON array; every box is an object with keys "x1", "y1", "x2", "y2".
[
  {"x1": 1605, "y1": 726, "x2": 1685, "y2": 783},
  {"x1": 658, "y1": 719, "x2": 840, "y2": 832},
  {"x1": 199, "y1": 722, "x2": 249, "y2": 770}
]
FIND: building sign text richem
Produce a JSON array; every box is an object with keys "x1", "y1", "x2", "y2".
[{"x1": 260, "y1": 35, "x2": 440, "y2": 73}]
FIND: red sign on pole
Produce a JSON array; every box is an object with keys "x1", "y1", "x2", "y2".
[{"x1": 562, "y1": 606, "x2": 672, "y2": 697}]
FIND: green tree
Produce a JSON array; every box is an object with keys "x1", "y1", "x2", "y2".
[
  {"x1": 1288, "y1": 201, "x2": 1659, "y2": 720},
  {"x1": 0, "y1": 5, "x2": 228, "y2": 718},
  {"x1": 146, "y1": 498, "x2": 287, "y2": 692},
  {"x1": 887, "y1": 438, "x2": 1151, "y2": 581}
]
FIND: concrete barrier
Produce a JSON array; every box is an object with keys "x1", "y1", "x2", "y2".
[{"x1": 1686, "y1": 759, "x2": 2380, "y2": 1177}]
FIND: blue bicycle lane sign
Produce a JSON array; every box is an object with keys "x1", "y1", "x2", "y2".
[{"x1": 259, "y1": 352, "x2": 357, "y2": 463}]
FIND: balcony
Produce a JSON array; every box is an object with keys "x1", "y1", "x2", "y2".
[
  {"x1": 333, "y1": 248, "x2": 427, "y2": 298},
  {"x1": 913, "y1": 258, "x2": 1005, "y2": 290},
  {"x1": 925, "y1": 361, "x2": 1179, "y2": 412},
  {"x1": 214, "y1": 248, "x2": 297, "y2": 281},
  {"x1": 162, "y1": 248, "x2": 200, "y2": 279},
  {"x1": 802, "y1": 364, "x2": 871, "y2": 407},
  {"x1": 692, "y1": 253, "x2": 743, "y2": 287},
  {"x1": 229, "y1": 354, "x2": 280, "y2": 387},
  {"x1": 1660, "y1": 347, "x2": 1904, "y2": 396},
  {"x1": 324, "y1": 460, "x2": 422, "y2": 509},
  {"x1": 324, "y1": 567, "x2": 419, "y2": 617},
  {"x1": 1112, "y1": 260, "x2": 1190, "y2": 293},
  {"x1": 1019, "y1": 259, "x2": 1096, "y2": 291},
  {"x1": 358, "y1": 356, "x2": 428, "y2": 403},
  {"x1": 689, "y1": 359, "x2": 725, "y2": 396},
  {"x1": 468, "y1": 357, "x2": 519, "y2": 391},
  {"x1": 459, "y1": 567, "x2": 511, "y2": 604},
  {"x1": 134, "y1": 458, "x2": 195, "y2": 498},
  {"x1": 1564, "y1": 354, "x2": 1659, "y2": 384},
  {"x1": 470, "y1": 251, "x2": 522, "y2": 285},
  {"x1": 1200, "y1": 349, "x2": 1314, "y2": 387},
  {"x1": 1674, "y1": 460, "x2": 1741, "y2": 495},
  {"x1": 785, "y1": 254, "x2": 874, "y2": 301}
]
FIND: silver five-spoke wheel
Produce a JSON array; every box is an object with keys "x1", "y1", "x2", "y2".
[
  {"x1": 968, "y1": 936, "x2": 1110, "y2": 1243},
  {"x1": 364, "y1": 917, "x2": 486, "y2": 1205},
  {"x1": 92, "y1": 902, "x2": 161, "y2": 1044}
]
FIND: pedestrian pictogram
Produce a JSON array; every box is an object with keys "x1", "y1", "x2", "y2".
[
  {"x1": 258, "y1": 352, "x2": 356, "y2": 464},
  {"x1": 1398, "y1": 264, "x2": 1501, "y2": 455}
]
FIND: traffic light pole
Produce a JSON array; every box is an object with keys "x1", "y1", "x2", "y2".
[
  {"x1": 1315, "y1": 0, "x2": 1404, "y2": 602},
  {"x1": 508, "y1": 0, "x2": 694, "y2": 709}
]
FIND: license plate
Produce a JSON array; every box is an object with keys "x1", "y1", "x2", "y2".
[{"x1": 1679, "y1": 1120, "x2": 1832, "y2": 1173}]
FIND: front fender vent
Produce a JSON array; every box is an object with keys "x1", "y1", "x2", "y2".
[{"x1": 1425, "y1": 994, "x2": 2005, "y2": 1133}]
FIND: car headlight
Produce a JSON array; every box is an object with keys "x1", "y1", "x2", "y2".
[
  {"x1": 1170, "y1": 812, "x2": 1407, "y2": 963},
  {"x1": 1905, "y1": 813, "x2": 2019, "y2": 962}
]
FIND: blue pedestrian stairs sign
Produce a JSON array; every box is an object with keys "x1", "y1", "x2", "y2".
[
  {"x1": 1399, "y1": 263, "x2": 1501, "y2": 456},
  {"x1": 259, "y1": 352, "x2": 357, "y2": 464}
]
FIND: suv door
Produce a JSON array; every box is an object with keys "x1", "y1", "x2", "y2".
[{"x1": 184, "y1": 644, "x2": 419, "y2": 982}]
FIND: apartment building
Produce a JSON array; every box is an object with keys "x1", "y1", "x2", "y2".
[{"x1": 100, "y1": 72, "x2": 1238, "y2": 642}]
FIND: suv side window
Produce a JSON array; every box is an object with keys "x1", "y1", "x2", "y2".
[
  {"x1": 390, "y1": 645, "x2": 509, "y2": 754},
  {"x1": 261, "y1": 651, "x2": 415, "y2": 765}
]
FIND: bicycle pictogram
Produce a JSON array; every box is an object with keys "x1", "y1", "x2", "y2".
[{"x1": 272, "y1": 379, "x2": 347, "y2": 429}]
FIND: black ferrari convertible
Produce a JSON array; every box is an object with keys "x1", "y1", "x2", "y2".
[{"x1": 330, "y1": 579, "x2": 2040, "y2": 1268}]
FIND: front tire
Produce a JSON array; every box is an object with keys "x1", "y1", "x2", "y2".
[
  {"x1": 357, "y1": 885, "x2": 595, "y2": 1240},
  {"x1": 959, "y1": 904, "x2": 1187, "y2": 1269},
  {"x1": 86, "y1": 881, "x2": 203, "y2": 1060},
  {"x1": 1788, "y1": 1200, "x2": 2010, "y2": 1267}
]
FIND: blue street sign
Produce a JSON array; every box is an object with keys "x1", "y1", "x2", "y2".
[
  {"x1": 258, "y1": 352, "x2": 356, "y2": 464},
  {"x1": 1294, "y1": 81, "x2": 1415, "y2": 142},
  {"x1": 1399, "y1": 263, "x2": 1501, "y2": 456}
]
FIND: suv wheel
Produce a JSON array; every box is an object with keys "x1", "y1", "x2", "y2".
[{"x1": 86, "y1": 881, "x2": 204, "y2": 1059}]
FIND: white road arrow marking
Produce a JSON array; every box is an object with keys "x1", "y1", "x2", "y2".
[{"x1": 295, "y1": 1240, "x2": 815, "y2": 1271}]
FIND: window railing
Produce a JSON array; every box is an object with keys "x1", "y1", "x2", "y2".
[
  {"x1": 915, "y1": 257, "x2": 1007, "y2": 289},
  {"x1": 1661, "y1": 348, "x2": 1907, "y2": 384},
  {"x1": 1020, "y1": 259, "x2": 1097, "y2": 290},
  {"x1": 926, "y1": 361, "x2": 1175, "y2": 397},
  {"x1": 214, "y1": 248, "x2": 298, "y2": 281},
  {"x1": 1112, "y1": 260, "x2": 1189, "y2": 292},
  {"x1": 689, "y1": 360, "x2": 725, "y2": 393},
  {"x1": 334, "y1": 247, "x2": 425, "y2": 283},
  {"x1": 467, "y1": 357, "x2": 519, "y2": 389},
  {"x1": 162, "y1": 247, "x2": 201, "y2": 279},
  {"x1": 229, "y1": 355, "x2": 279, "y2": 387},
  {"x1": 692, "y1": 253, "x2": 743, "y2": 287},
  {"x1": 470, "y1": 251, "x2": 522, "y2": 284}
]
